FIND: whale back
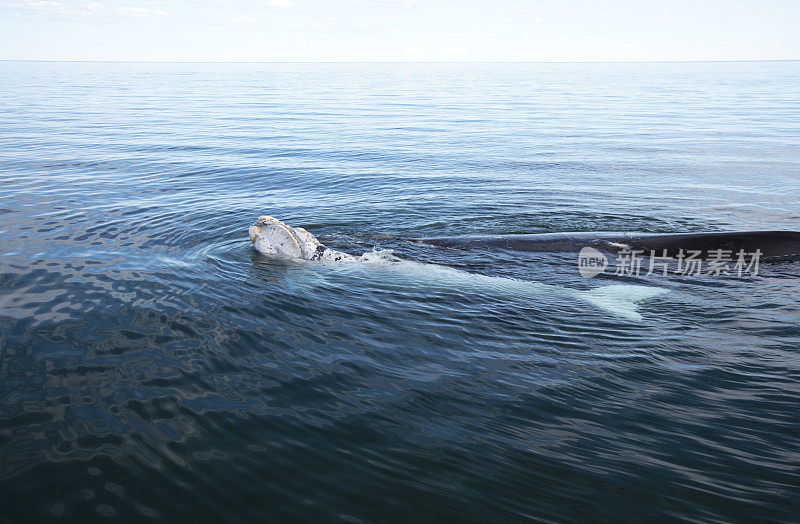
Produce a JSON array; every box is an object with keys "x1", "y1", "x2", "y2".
[{"x1": 420, "y1": 231, "x2": 800, "y2": 259}]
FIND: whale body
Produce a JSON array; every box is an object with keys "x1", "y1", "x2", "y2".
[{"x1": 248, "y1": 216, "x2": 668, "y2": 321}]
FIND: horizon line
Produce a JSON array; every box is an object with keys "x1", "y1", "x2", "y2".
[{"x1": 1, "y1": 58, "x2": 799, "y2": 64}]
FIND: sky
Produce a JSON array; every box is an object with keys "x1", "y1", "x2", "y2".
[{"x1": 0, "y1": 0, "x2": 798, "y2": 62}]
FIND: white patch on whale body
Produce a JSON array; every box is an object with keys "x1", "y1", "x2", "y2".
[
  {"x1": 249, "y1": 216, "x2": 667, "y2": 321},
  {"x1": 576, "y1": 284, "x2": 667, "y2": 321}
]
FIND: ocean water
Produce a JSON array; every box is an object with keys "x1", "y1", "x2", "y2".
[{"x1": 1, "y1": 61, "x2": 799, "y2": 522}]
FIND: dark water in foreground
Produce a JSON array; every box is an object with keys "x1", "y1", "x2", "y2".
[{"x1": 1, "y1": 61, "x2": 800, "y2": 522}]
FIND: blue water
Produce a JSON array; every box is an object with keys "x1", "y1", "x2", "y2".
[{"x1": 1, "y1": 61, "x2": 799, "y2": 522}]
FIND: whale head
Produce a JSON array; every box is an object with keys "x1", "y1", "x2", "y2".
[
  {"x1": 250, "y1": 215, "x2": 333, "y2": 261},
  {"x1": 250, "y1": 216, "x2": 361, "y2": 262},
  {"x1": 249, "y1": 216, "x2": 304, "y2": 259}
]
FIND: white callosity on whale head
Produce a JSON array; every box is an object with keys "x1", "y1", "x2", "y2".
[
  {"x1": 249, "y1": 216, "x2": 303, "y2": 259},
  {"x1": 290, "y1": 226, "x2": 324, "y2": 260},
  {"x1": 250, "y1": 216, "x2": 358, "y2": 262}
]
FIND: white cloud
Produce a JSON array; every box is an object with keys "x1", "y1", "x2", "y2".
[
  {"x1": 116, "y1": 5, "x2": 167, "y2": 19},
  {"x1": 265, "y1": 0, "x2": 293, "y2": 8},
  {"x1": 1, "y1": 0, "x2": 169, "y2": 20}
]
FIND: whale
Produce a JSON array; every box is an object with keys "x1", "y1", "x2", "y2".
[
  {"x1": 248, "y1": 216, "x2": 668, "y2": 321},
  {"x1": 419, "y1": 231, "x2": 800, "y2": 259}
]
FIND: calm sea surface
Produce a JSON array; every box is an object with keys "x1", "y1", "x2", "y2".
[{"x1": 1, "y1": 61, "x2": 799, "y2": 522}]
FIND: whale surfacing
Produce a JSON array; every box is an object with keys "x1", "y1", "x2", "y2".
[
  {"x1": 248, "y1": 216, "x2": 669, "y2": 321},
  {"x1": 249, "y1": 216, "x2": 358, "y2": 262}
]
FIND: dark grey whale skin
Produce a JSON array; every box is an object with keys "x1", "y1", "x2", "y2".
[{"x1": 420, "y1": 231, "x2": 800, "y2": 259}]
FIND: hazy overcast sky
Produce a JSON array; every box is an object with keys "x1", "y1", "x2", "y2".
[{"x1": 1, "y1": 0, "x2": 798, "y2": 62}]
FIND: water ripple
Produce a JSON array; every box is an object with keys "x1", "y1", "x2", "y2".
[{"x1": 1, "y1": 61, "x2": 799, "y2": 522}]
